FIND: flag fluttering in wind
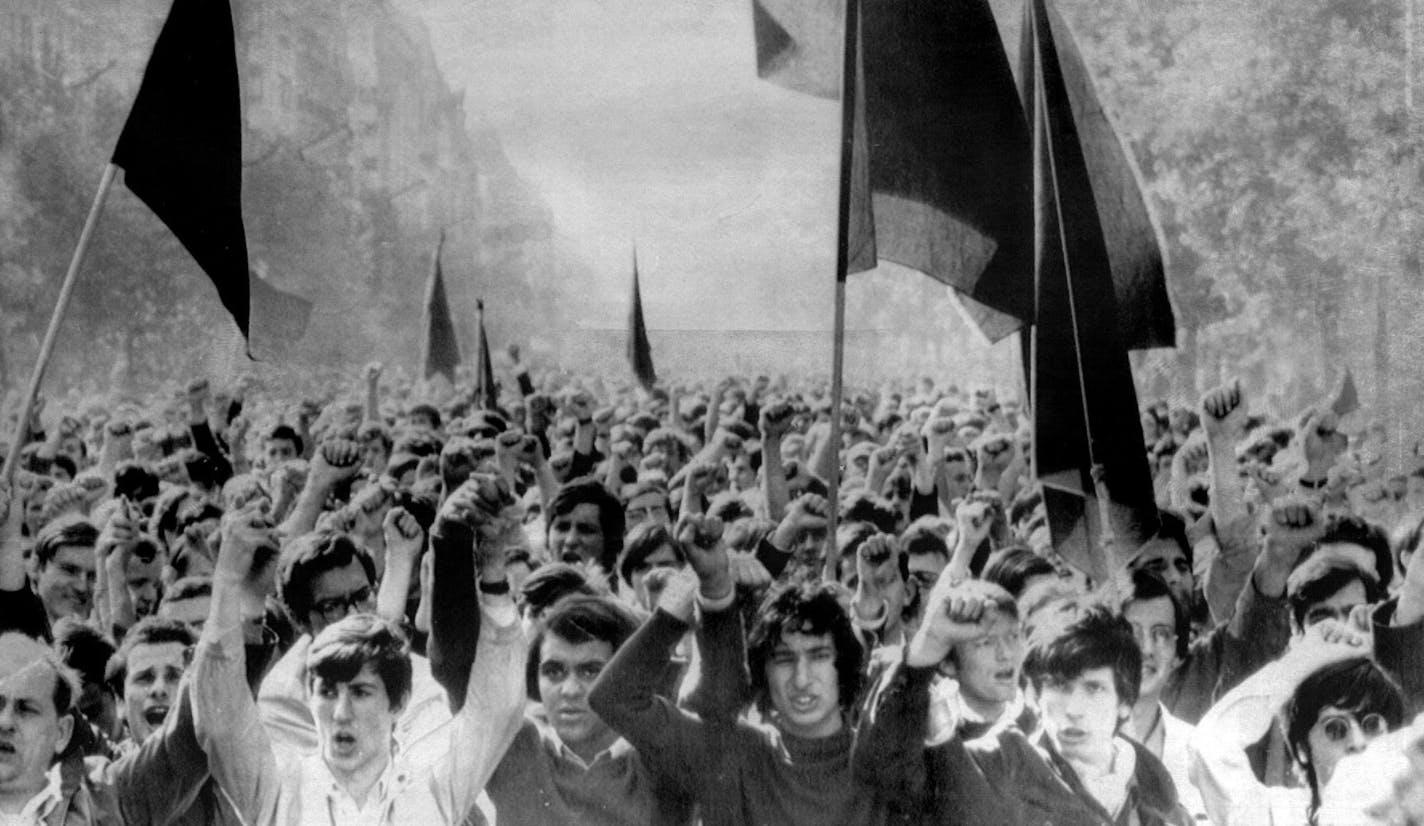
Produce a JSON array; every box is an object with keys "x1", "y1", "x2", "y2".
[
  {"x1": 1021, "y1": 0, "x2": 1166, "y2": 578},
  {"x1": 751, "y1": 0, "x2": 1174, "y2": 348},
  {"x1": 421, "y1": 236, "x2": 460, "y2": 384},
  {"x1": 754, "y1": 0, "x2": 1033, "y2": 340},
  {"x1": 628, "y1": 248, "x2": 657, "y2": 391},
  {"x1": 111, "y1": 0, "x2": 308, "y2": 355},
  {"x1": 475, "y1": 299, "x2": 498, "y2": 410}
]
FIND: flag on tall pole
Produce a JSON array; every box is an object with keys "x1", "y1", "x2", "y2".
[
  {"x1": 421, "y1": 235, "x2": 460, "y2": 384},
  {"x1": 750, "y1": 0, "x2": 1174, "y2": 349},
  {"x1": 1022, "y1": 0, "x2": 1167, "y2": 580},
  {"x1": 474, "y1": 299, "x2": 497, "y2": 410},
  {"x1": 628, "y1": 247, "x2": 657, "y2": 391},
  {"x1": 111, "y1": 0, "x2": 308, "y2": 355},
  {"x1": 754, "y1": 0, "x2": 1034, "y2": 341}
]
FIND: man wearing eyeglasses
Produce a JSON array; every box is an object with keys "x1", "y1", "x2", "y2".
[
  {"x1": 257, "y1": 530, "x2": 453, "y2": 758},
  {"x1": 1191, "y1": 617, "x2": 1405, "y2": 826}
]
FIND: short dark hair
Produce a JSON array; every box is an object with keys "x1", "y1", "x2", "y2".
[
  {"x1": 617, "y1": 522, "x2": 683, "y2": 587},
  {"x1": 34, "y1": 517, "x2": 99, "y2": 568},
  {"x1": 746, "y1": 580, "x2": 863, "y2": 713},
  {"x1": 982, "y1": 547, "x2": 1057, "y2": 600},
  {"x1": 901, "y1": 522, "x2": 949, "y2": 562},
  {"x1": 277, "y1": 532, "x2": 377, "y2": 625},
  {"x1": 525, "y1": 594, "x2": 640, "y2": 700},
  {"x1": 1284, "y1": 657, "x2": 1405, "y2": 809},
  {"x1": 1311, "y1": 514, "x2": 1394, "y2": 592},
  {"x1": 1023, "y1": 599, "x2": 1141, "y2": 707},
  {"x1": 52, "y1": 617, "x2": 115, "y2": 689},
  {"x1": 839, "y1": 492, "x2": 900, "y2": 534},
  {"x1": 105, "y1": 617, "x2": 196, "y2": 692},
  {"x1": 265, "y1": 424, "x2": 304, "y2": 456},
  {"x1": 547, "y1": 477, "x2": 625, "y2": 574},
  {"x1": 520, "y1": 562, "x2": 608, "y2": 621},
  {"x1": 407, "y1": 403, "x2": 442, "y2": 430},
  {"x1": 306, "y1": 613, "x2": 412, "y2": 712},
  {"x1": 1286, "y1": 553, "x2": 1382, "y2": 629},
  {"x1": 1122, "y1": 569, "x2": 1191, "y2": 661}
]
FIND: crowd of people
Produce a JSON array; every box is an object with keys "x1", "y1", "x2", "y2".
[{"x1": 2, "y1": 348, "x2": 1424, "y2": 826}]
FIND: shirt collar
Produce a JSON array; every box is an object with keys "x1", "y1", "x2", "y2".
[
  {"x1": 537, "y1": 723, "x2": 632, "y2": 771},
  {"x1": 8, "y1": 764, "x2": 66, "y2": 824},
  {"x1": 307, "y1": 750, "x2": 408, "y2": 810}
]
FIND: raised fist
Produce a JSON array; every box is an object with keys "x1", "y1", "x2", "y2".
[
  {"x1": 759, "y1": 401, "x2": 795, "y2": 440},
  {"x1": 1264, "y1": 496, "x2": 1325, "y2": 565},
  {"x1": 1200, "y1": 379, "x2": 1247, "y2": 444},
  {"x1": 954, "y1": 499, "x2": 995, "y2": 547}
]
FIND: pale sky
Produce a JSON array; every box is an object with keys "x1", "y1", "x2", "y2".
[{"x1": 402, "y1": 0, "x2": 865, "y2": 332}]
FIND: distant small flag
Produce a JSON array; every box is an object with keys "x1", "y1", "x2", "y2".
[
  {"x1": 475, "y1": 299, "x2": 497, "y2": 410},
  {"x1": 112, "y1": 0, "x2": 308, "y2": 354},
  {"x1": 421, "y1": 236, "x2": 459, "y2": 383},
  {"x1": 628, "y1": 248, "x2": 657, "y2": 391}
]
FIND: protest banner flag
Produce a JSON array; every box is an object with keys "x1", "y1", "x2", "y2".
[
  {"x1": 754, "y1": 0, "x2": 1034, "y2": 341},
  {"x1": 1022, "y1": 0, "x2": 1169, "y2": 580},
  {"x1": 112, "y1": 0, "x2": 251, "y2": 341},
  {"x1": 475, "y1": 299, "x2": 498, "y2": 410},
  {"x1": 628, "y1": 249, "x2": 657, "y2": 391},
  {"x1": 5, "y1": 0, "x2": 302, "y2": 479},
  {"x1": 421, "y1": 236, "x2": 460, "y2": 384}
]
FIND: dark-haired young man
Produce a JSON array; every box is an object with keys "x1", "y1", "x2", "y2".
[
  {"x1": 855, "y1": 579, "x2": 1194, "y2": 826},
  {"x1": 546, "y1": 477, "x2": 625, "y2": 574},
  {"x1": 481, "y1": 594, "x2": 694, "y2": 826},
  {"x1": 192, "y1": 502, "x2": 525, "y2": 825},
  {"x1": 1192, "y1": 618, "x2": 1406, "y2": 825},
  {"x1": 591, "y1": 515, "x2": 889, "y2": 826},
  {"x1": 258, "y1": 530, "x2": 451, "y2": 758}
]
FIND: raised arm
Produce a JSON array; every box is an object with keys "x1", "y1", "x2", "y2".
[
  {"x1": 758, "y1": 401, "x2": 794, "y2": 521},
  {"x1": 1190, "y1": 619, "x2": 1370, "y2": 826},
  {"x1": 278, "y1": 439, "x2": 361, "y2": 538},
  {"x1": 190, "y1": 503, "x2": 284, "y2": 824},
  {"x1": 376, "y1": 506, "x2": 423, "y2": 625},
  {"x1": 588, "y1": 566, "x2": 714, "y2": 792},
  {"x1": 432, "y1": 478, "x2": 528, "y2": 817}
]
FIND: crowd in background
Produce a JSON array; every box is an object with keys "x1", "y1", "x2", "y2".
[{"x1": 2, "y1": 347, "x2": 1424, "y2": 825}]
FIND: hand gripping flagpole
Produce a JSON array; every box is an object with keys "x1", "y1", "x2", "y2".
[{"x1": 3, "y1": 164, "x2": 118, "y2": 483}]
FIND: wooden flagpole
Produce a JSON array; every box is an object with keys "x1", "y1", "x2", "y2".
[
  {"x1": 821, "y1": 0, "x2": 861, "y2": 582},
  {"x1": 3, "y1": 164, "x2": 119, "y2": 483}
]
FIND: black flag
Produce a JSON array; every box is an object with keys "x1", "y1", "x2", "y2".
[
  {"x1": 112, "y1": 0, "x2": 252, "y2": 341},
  {"x1": 628, "y1": 249, "x2": 657, "y2": 391},
  {"x1": 421, "y1": 237, "x2": 459, "y2": 383}
]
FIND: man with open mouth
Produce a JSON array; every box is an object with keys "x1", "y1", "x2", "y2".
[{"x1": 190, "y1": 493, "x2": 526, "y2": 825}]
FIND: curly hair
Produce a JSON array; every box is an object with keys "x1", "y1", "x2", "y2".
[{"x1": 746, "y1": 580, "x2": 863, "y2": 714}]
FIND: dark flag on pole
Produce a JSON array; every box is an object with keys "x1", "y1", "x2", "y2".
[
  {"x1": 1022, "y1": 0, "x2": 1168, "y2": 579},
  {"x1": 475, "y1": 299, "x2": 497, "y2": 410},
  {"x1": 421, "y1": 236, "x2": 460, "y2": 384},
  {"x1": 628, "y1": 249, "x2": 657, "y2": 391},
  {"x1": 754, "y1": 0, "x2": 1034, "y2": 340},
  {"x1": 751, "y1": 0, "x2": 1174, "y2": 348},
  {"x1": 112, "y1": 0, "x2": 293, "y2": 352}
]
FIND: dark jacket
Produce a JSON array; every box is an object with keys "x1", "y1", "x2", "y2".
[{"x1": 854, "y1": 660, "x2": 1194, "y2": 826}]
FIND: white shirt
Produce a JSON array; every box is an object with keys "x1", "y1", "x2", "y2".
[{"x1": 0, "y1": 765, "x2": 63, "y2": 826}]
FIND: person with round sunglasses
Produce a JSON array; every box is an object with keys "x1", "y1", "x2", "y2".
[{"x1": 1191, "y1": 616, "x2": 1406, "y2": 825}]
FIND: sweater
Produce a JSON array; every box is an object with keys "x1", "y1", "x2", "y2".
[
  {"x1": 589, "y1": 607, "x2": 888, "y2": 826},
  {"x1": 484, "y1": 718, "x2": 693, "y2": 826}
]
